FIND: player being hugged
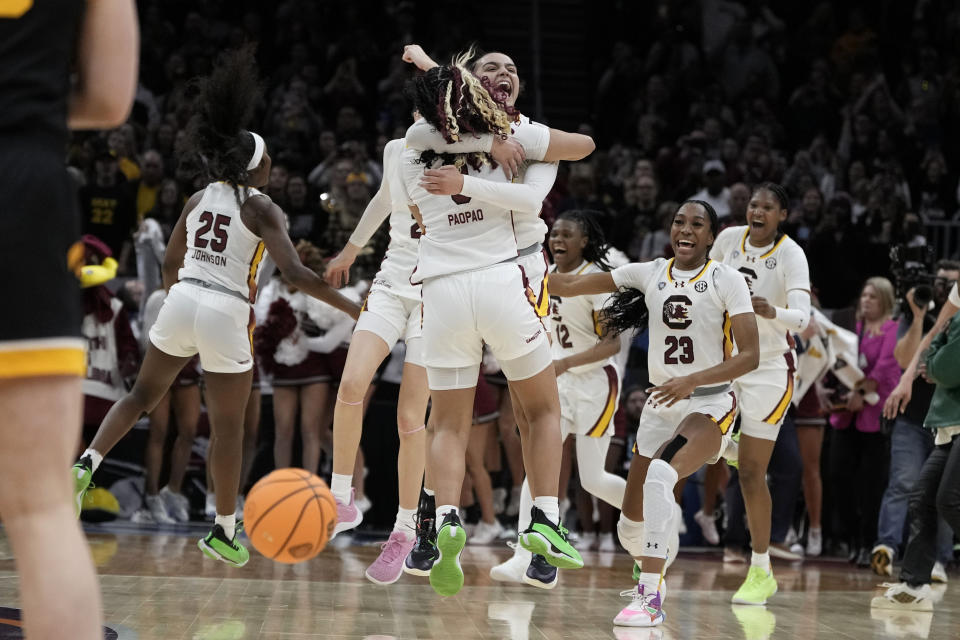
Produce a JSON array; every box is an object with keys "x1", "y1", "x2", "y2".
[
  {"x1": 550, "y1": 200, "x2": 760, "y2": 627},
  {"x1": 71, "y1": 46, "x2": 360, "y2": 567},
  {"x1": 401, "y1": 51, "x2": 594, "y2": 597},
  {"x1": 709, "y1": 182, "x2": 811, "y2": 604}
]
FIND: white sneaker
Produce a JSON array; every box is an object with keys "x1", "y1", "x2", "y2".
[
  {"x1": 577, "y1": 531, "x2": 597, "y2": 551},
  {"x1": 693, "y1": 509, "x2": 720, "y2": 545},
  {"x1": 769, "y1": 543, "x2": 803, "y2": 561},
  {"x1": 505, "y1": 486, "x2": 521, "y2": 517},
  {"x1": 598, "y1": 532, "x2": 618, "y2": 552},
  {"x1": 355, "y1": 495, "x2": 372, "y2": 514},
  {"x1": 470, "y1": 519, "x2": 505, "y2": 545},
  {"x1": 490, "y1": 543, "x2": 532, "y2": 583},
  {"x1": 130, "y1": 508, "x2": 156, "y2": 524},
  {"x1": 931, "y1": 561, "x2": 948, "y2": 584},
  {"x1": 205, "y1": 492, "x2": 216, "y2": 519},
  {"x1": 145, "y1": 495, "x2": 175, "y2": 524},
  {"x1": 870, "y1": 582, "x2": 935, "y2": 612},
  {"x1": 159, "y1": 486, "x2": 190, "y2": 522},
  {"x1": 806, "y1": 527, "x2": 823, "y2": 557},
  {"x1": 492, "y1": 487, "x2": 507, "y2": 514},
  {"x1": 677, "y1": 507, "x2": 687, "y2": 536}
]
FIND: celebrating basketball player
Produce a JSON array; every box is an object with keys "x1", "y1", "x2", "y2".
[
  {"x1": 710, "y1": 182, "x2": 811, "y2": 604},
  {"x1": 550, "y1": 200, "x2": 759, "y2": 627},
  {"x1": 402, "y1": 44, "x2": 596, "y2": 588},
  {"x1": 71, "y1": 46, "x2": 360, "y2": 568},
  {"x1": 401, "y1": 52, "x2": 598, "y2": 597}
]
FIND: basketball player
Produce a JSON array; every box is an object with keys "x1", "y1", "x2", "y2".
[
  {"x1": 709, "y1": 183, "x2": 811, "y2": 604},
  {"x1": 71, "y1": 46, "x2": 360, "y2": 567},
  {"x1": 493, "y1": 210, "x2": 627, "y2": 589},
  {"x1": 402, "y1": 45, "x2": 597, "y2": 586},
  {"x1": 550, "y1": 201, "x2": 760, "y2": 627},
  {"x1": 402, "y1": 57, "x2": 594, "y2": 597},
  {"x1": 0, "y1": 1, "x2": 137, "y2": 637},
  {"x1": 322, "y1": 110, "x2": 524, "y2": 585}
]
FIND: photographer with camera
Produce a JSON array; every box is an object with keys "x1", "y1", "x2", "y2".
[
  {"x1": 870, "y1": 260, "x2": 960, "y2": 580},
  {"x1": 875, "y1": 276, "x2": 960, "y2": 610}
]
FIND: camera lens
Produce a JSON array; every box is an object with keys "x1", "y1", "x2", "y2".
[{"x1": 914, "y1": 284, "x2": 933, "y2": 308}]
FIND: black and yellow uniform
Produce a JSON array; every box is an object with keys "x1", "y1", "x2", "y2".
[{"x1": 0, "y1": 0, "x2": 87, "y2": 377}]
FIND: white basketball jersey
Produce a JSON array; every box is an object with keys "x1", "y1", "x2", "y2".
[
  {"x1": 549, "y1": 261, "x2": 615, "y2": 374},
  {"x1": 711, "y1": 226, "x2": 810, "y2": 358},
  {"x1": 402, "y1": 146, "x2": 517, "y2": 281},
  {"x1": 612, "y1": 258, "x2": 754, "y2": 385},
  {"x1": 512, "y1": 115, "x2": 551, "y2": 249},
  {"x1": 178, "y1": 182, "x2": 269, "y2": 302},
  {"x1": 371, "y1": 139, "x2": 421, "y2": 300}
]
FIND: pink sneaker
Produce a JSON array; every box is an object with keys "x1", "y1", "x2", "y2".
[
  {"x1": 365, "y1": 531, "x2": 416, "y2": 585},
  {"x1": 332, "y1": 488, "x2": 363, "y2": 539},
  {"x1": 614, "y1": 583, "x2": 666, "y2": 627}
]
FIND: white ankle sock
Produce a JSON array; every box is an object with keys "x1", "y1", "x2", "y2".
[
  {"x1": 638, "y1": 571, "x2": 663, "y2": 594},
  {"x1": 82, "y1": 448, "x2": 103, "y2": 473},
  {"x1": 533, "y1": 496, "x2": 560, "y2": 525},
  {"x1": 423, "y1": 487, "x2": 435, "y2": 497},
  {"x1": 436, "y1": 505, "x2": 458, "y2": 523},
  {"x1": 751, "y1": 551, "x2": 771, "y2": 573},
  {"x1": 330, "y1": 473, "x2": 353, "y2": 504},
  {"x1": 394, "y1": 507, "x2": 417, "y2": 539},
  {"x1": 215, "y1": 514, "x2": 236, "y2": 540}
]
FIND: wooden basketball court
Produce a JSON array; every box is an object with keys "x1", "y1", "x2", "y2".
[{"x1": 0, "y1": 524, "x2": 954, "y2": 639}]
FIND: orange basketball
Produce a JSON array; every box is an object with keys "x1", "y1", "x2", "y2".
[{"x1": 244, "y1": 468, "x2": 336, "y2": 563}]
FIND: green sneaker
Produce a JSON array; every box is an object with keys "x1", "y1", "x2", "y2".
[
  {"x1": 518, "y1": 507, "x2": 583, "y2": 569},
  {"x1": 429, "y1": 512, "x2": 466, "y2": 596},
  {"x1": 724, "y1": 432, "x2": 741, "y2": 470},
  {"x1": 198, "y1": 522, "x2": 249, "y2": 567},
  {"x1": 731, "y1": 565, "x2": 778, "y2": 605},
  {"x1": 71, "y1": 457, "x2": 94, "y2": 519},
  {"x1": 632, "y1": 560, "x2": 641, "y2": 581}
]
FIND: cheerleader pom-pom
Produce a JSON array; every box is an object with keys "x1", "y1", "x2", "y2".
[{"x1": 253, "y1": 298, "x2": 298, "y2": 374}]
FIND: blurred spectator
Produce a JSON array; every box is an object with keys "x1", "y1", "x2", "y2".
[
  {"x1": 78, "y1": 151, "x2": 137, "y2": 271},
  {"x1": 133, "y1": 149, "x2": 164, "y2": 221},
  {"x1": 828, "y1": 277, "x2": 899, "y2": 566},
  {"x1": 691, "y1": 159, "x2": 731, "y2": 221}
]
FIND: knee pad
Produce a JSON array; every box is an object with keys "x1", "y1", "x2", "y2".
[
  {"x1": 658, "y1": 435, "x2": 687, "y2": 463},
  {"x1": 643, "y1": 460, "x2": 679, "y2": 537},
  {"x1": 617, "y1": 515, "x2": 646, "y2": 557}
]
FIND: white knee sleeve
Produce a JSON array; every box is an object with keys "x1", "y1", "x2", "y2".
[
  {"x1": 642, "y1": 459, "x2": 679, "y2": 560},
  {"x1": 617, "y1": 515, "x2": 646, "y2": 558},
  {"x1": 576, "y1": 435, "x2": 626, "y2": 509}
]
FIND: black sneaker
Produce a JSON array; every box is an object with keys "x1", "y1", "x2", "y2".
[
  {"x1": 404, "y1": 491, "x2": 439, "y2": 576},
  {"x1": 523, "y1": 553, "x2": 558, "y2": 590}
]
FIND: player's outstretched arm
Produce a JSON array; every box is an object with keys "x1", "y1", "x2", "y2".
[
  {"x1": 69, "y1": 0, "x2": 139, "y2": 129},
  {"x1": 247, "y1": 197, "x2": 362, "y2": 319},
  {"x1": 549, "y1": 272, "x2": 617, "y2": 298}
]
